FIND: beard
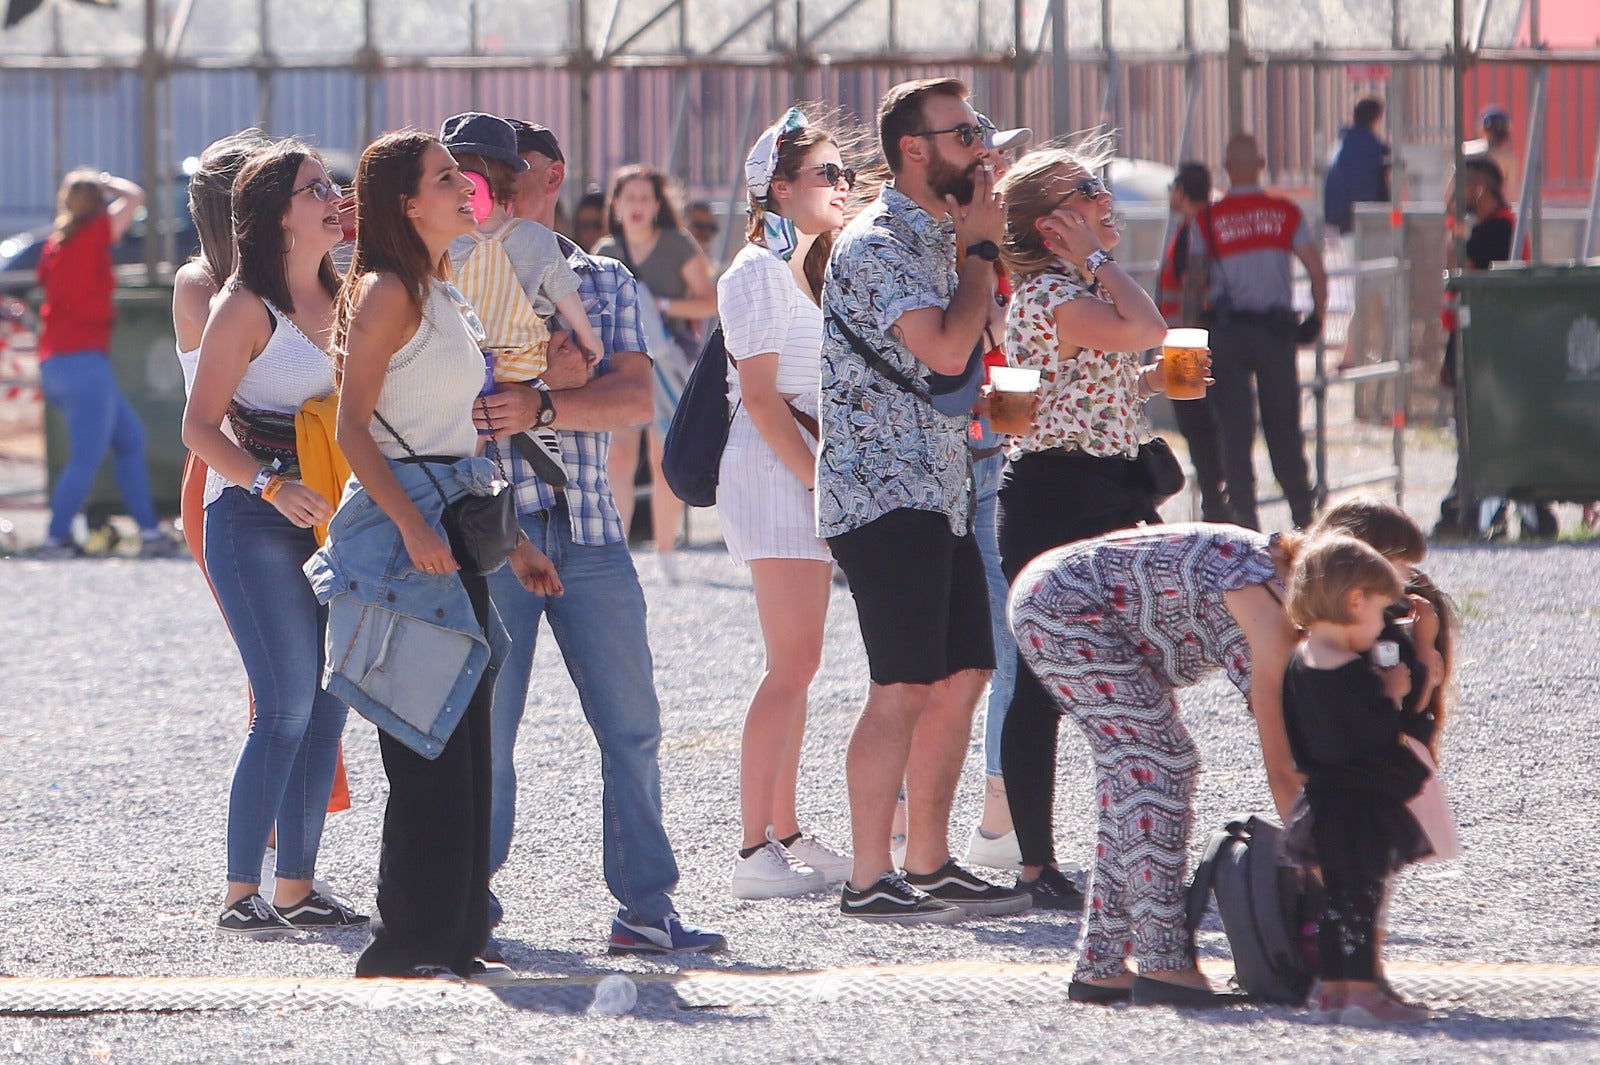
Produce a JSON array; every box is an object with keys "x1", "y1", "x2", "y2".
[{"x1": 928, "y1": 153, "x2": 979, "y2": 206}]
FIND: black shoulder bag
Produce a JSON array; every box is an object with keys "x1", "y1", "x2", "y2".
[{"x1": 373, "y1": 401, "x2": 520, "y2": 575}]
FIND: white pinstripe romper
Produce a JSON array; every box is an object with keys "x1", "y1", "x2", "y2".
[{"x1": 715, "y1": 243, "x2": 831, "y2": 565}]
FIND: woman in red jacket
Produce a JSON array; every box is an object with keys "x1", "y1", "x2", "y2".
[{"x1": 35, "y1": 170, "x2": 175, "y2": 558}]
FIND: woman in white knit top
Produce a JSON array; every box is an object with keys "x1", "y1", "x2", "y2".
[
  {"x1": 181, "y1": 139, "x2": 363, "y2": 938},
  {"x1": 331, "y1": 130, "x2": 559, "y2": 979},
  {"x1": 718, "y1": 109, "x2": 855, "y2": 900}
]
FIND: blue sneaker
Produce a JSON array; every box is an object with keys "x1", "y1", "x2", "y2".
[{"x1": 607, "y1": 911, "x2": 727, "y2": 955}]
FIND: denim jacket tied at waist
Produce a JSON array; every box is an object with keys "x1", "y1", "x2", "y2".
[{"x1": 303, "y1": 456, "x2": 511, "y2": 759}]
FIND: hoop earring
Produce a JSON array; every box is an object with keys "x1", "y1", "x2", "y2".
[{"x1": 284, "y1": 229, "x2": 296, "y2": 254}]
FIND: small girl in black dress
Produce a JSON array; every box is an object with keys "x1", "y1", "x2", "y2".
[{"x1": 1282, "y1": 534, "x2": 1433, "y2": 1025}]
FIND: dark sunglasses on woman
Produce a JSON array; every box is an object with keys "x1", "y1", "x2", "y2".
[
  {"x1": 809, "y1": 163, "x2": 858, "y2": 190},
  {"x1": 1053, "y1": 176, "x2": 1109, "y2": 208}
]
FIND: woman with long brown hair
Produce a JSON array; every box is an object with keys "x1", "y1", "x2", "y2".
[
  {"x1": 34, "y1": 169, "x2": 175, "y2": 557},
  {"x1": 719, "y1": 109, "x2": 854, "y2": 899},
  {"x1": 327, "y1": 130, "x2": 559, "y2": 979},
  {"x1": 182, "y1": 139, "x2": 362, "y2": 936},
  {"x1": 595, "y1": 165, "x2": 716, "y2": 583}
]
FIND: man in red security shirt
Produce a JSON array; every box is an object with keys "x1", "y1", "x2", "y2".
[{"x1": 1182, "y1": 134, "x2": 1327, "y2": 531}]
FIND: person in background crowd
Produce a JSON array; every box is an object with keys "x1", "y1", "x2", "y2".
[
  {"x1": 476, "y1": 120, "x2": 727, "y2": 956},
  {"x1": 993, "y1": 141, "x2": 1172, "y2": 911},
  {"x1": 1433, "y1": 156, "x2": 1553, "y2": 541},
  {"x1": 571, "y1": 188, "x2": 607, "y2": 252},
  {"x1": 1475, "y1": 106, "x2": 1521, "y2": 205},
  {"x1": 1182, "y1": 133, "x2": 1326, "y2": 532},
  {"x1": 181, "y1": 140, "x2": 362, "y2": 937},
  {"x1": 1323, "y1": 97, "x2": 1391, "y2": 236},
  {"x1": 819, "y1": 76, "x2": 1028, "y2": 925},
  {"x1": 595, "y1": 166, "x2": 717, "y2": 584},
  {"x1": 719, "y1": 108, "x2": 854, "y2": 900},
  {"x1": 173, "y1": 129, "x2": 354, "y2": 858},
  {"x1": 329, "y1": 130, "x2": 560, "y2": 979},
  {"x1": 960, "y1": 110, "x2": 1031, "y2": 874},
  {"x1": 34, "y1": 169, "x2": 179, "y2": 559},
  {"x1": 686, "y1": 199, "x2": 720, "y2": 259},
  {"x1": 1159, "y1": 160, "x2": 1232, "y2": 523}
]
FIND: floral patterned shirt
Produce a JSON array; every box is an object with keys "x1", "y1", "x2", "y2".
[
  {"x1": 816, "y1": 184, "x2": 973, "y2": 538},
  {"x1": 1005, "y1": 264, "x2": 1148, "y2": 460}
]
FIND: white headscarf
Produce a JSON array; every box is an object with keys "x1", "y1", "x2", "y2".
[{"x1": 745, "y1": 108, "x2": 809, "y2": 200}]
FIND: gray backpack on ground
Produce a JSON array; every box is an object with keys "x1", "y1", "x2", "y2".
[{"x1": 1185, "y1": 814, "x2": 1322, "y2": 1005}]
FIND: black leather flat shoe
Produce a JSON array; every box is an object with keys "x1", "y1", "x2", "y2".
[
  {"x1": 1068, "y1": 979, "x2": 1133, "y2": 1004},
  {"x1": 1130, "y1": 975, "x2": 1250, "y2": 1009}
]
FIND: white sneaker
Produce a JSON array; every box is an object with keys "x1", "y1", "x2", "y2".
[
  {"x1": 775, "y1": 827, "x2": 852, "y2": 884},
  {"x1": 963, "y1": 826, "x2": 1023, "y2": 871},
  {"x1": 658, "y1": 552, "x2": 681, "y2": 585},
  {"x1": 731, "y1": 842, "x2": 826, "y2": 900}
]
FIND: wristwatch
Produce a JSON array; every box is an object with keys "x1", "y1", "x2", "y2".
[
  {"x1": 965, "y1": 240, "x2": 1000, "y2": 262},
  {"x1": 534, "y1": 389, "x2": 556, "y2": 428},
  {"x1": 1083, "y1": 249, "x2": 1113, "y2": 278}
]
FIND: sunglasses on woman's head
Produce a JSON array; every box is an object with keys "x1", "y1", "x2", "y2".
[
  {"x1": 1053, "y1": 176, "x2": 1108, "y2": 208},
  {"x1": 293, "y1": 179, "x2": 344, "y2": 203},
  {"x1": 915, "y1": 123, "x2": 983, "y2": 148},
  {"x1": 809, "y1": 163, "x2": 858, "y2": 189}
]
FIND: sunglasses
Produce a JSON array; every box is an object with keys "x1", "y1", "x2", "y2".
[
  {"x1": 293, "y1": 179, "x2": 344, "y2": 203},
  {"x1": 808, "y1": 163, "x2": 858, "y2": 189},
  {"x1": 1053, "y1": 176, "x2": 1109, "y2": 207},
  {"x1": 915, "y1": 123, "x2": 983, "y2": 148},
  {"x1": 441, "y1": 282, "x2": 488, "y2": 345},
  {"x1": 977, "y1": 115, "x2": 1000, "y2": 150}
]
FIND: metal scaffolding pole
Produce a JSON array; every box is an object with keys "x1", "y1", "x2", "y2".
[
  {"x1": 1585, "y1": 112, "x2": 1600, "y2": 259},
  {"x1": 1049, "y1": 0, "x2": 1068, "y2": 134},
  {"x1": 570, "y1": 0, "x2": 594, "y2": 200},
  {"x1": 1227, "y1": 0, "x2": 1246, "y2": 136},
  {"x1": 140, "y1": 0, "x2": 161, "y2": 278}
]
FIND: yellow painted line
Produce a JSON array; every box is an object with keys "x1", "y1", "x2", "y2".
[{"x1": 1, "y1": 959, "x2": 1595, "y2": 1016}]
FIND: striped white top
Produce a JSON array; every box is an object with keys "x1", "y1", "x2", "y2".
[{"x1": 718, "y1": 242, "x2": 823, "y2": 402}]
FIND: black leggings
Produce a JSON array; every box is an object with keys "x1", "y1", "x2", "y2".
[
  {"x1": 356, "y1": 571, "x2": 497, "y2": 978},
  {"x1": 1317, "y1": 868, "x2": 1387, "y2": 982},
  {"x1": 997, "y1": 449, "x2": 1158, "y2": 868}
]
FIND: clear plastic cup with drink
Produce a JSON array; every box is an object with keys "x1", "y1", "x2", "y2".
[
  {"x1": 1162, "y1": 328, "x2": 1209, "y2": 400},
  {"x1": 988, "y1": 365, "x2": 1042, "y2": 435}
]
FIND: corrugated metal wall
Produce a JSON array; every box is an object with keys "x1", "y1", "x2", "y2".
[{"x1": 0, "y1": 57, "x2": 1592, "y2": 236}]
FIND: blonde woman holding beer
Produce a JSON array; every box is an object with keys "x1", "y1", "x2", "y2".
[{"x1": 991, "y1": 143, "x2": 1178, "y2": 911}]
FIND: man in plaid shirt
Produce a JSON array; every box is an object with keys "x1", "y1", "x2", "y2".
[{"x1": 472, "y1": 121, "x2": 726, "y2": 956}]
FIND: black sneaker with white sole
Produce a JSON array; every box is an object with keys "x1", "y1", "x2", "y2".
[
  {"x1": 1017, "y1": 864, "x2": 1085, "y2": 911},
  {"x1": 839, "y1": 873, "x2": 965, "y2": 925},
  {"x1": 903, "y1": 860, "x2": 1032, "y2": 916},
  {"x1": 218, "y1": 893, "x2": 296, "y2": 938},
  {"x1": 274, "y1": 890, "x2": 369, "y2": 929}
]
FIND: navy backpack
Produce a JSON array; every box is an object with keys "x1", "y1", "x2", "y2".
[{"x1": 661, "y1": 326, "x2": 734, "y2": 508}]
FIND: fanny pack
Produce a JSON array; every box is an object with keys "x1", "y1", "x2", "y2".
[{"x1": 227, "y1": 402, "x2": 300, "y2": 479}]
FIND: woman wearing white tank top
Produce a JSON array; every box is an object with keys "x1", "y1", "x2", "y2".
[
  {"x1": 182, "y1": 140, "x2": 365, "y2": 938},
  {"x1": 331, "y1": 131, "x2": 560, "y2": 980}
]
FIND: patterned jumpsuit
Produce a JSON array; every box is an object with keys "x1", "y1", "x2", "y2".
[{"x1": 1009, "y1": 523, "x2": 1280, "y2": 980}]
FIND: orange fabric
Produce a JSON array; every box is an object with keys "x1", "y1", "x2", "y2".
[
  {"x1": 294, "y1": 393, "x2": 352, "y2": 547},
  {"x1": 180, "y1": 450, "x2": 350, "y2": 814}
]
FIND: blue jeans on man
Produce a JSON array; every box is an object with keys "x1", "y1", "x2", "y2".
[{"x1": 485, "y1": 499, "x2": 680, "y2": 924}]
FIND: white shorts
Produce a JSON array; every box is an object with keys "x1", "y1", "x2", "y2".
[{"x1": 716, "y1": 397, "x2": 831, "y2": 566}]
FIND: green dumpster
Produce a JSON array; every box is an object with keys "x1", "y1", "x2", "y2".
[
  {"x1": 45, "y1": 283, "x2": 186, "y2": 519},
  {"x1": 1450, "y1": 263, "x2": 1600, "y2": 502}
]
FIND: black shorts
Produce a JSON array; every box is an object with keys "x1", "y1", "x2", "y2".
[{"x1": 828, "y1": 507, "x2": 996, "y2": 686}]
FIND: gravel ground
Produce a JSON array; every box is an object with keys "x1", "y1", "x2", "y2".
[{"x1": 2, "y1": 430, "x2": 1599, "y2": 1063}]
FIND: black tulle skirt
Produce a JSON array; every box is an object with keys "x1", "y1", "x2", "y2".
[{"x1": 1282, "y1": 789, "x2": 1433, "y2": 883}]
